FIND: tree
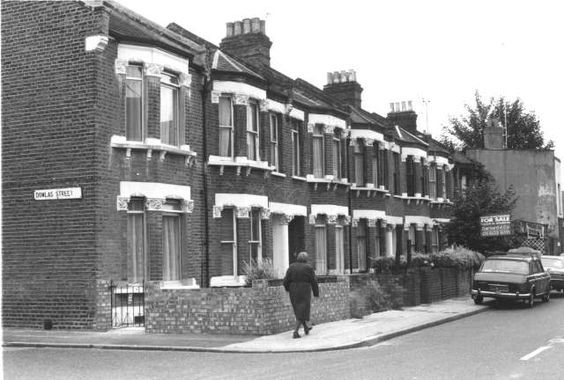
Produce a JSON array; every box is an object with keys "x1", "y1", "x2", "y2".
[
  {"x1": 441, "y1": 92, "x2": 554, "y2": 151},
  {"x1": 446, "y1": 164, "x2": 517, "y2": 254}
]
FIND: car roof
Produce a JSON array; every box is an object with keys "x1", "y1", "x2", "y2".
[{"x1": 487, "y1": 254, "x2": 533, "y2": 262}]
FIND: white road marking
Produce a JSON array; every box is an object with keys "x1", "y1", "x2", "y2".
[{"x1": 519, "y1": 345, "x2": 553, "y2": 361}]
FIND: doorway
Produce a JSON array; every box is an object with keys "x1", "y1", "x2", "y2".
[{"x1": 288, "y1": 216, "x2": 305, "y2": 264}]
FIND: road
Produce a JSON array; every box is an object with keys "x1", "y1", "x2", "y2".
[{"x1": 4, "y1": 293, "x2": 564, "y2": 380}]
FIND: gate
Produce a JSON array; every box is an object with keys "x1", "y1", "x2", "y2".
[{"x1": 110, "y1": 282, "x2": 145, "y2": 327}]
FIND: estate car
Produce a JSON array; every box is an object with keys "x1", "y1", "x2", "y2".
[
  {"x1": 471, "y1": 254, "x2": 551, "y2": 307},
  {"x1": 541, "y1": 255, "x2": 564, "y2": 293}
]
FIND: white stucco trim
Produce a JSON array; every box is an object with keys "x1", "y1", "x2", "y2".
[
  {"x1": 401, "y1": 147, "x2": 428, "y2": 161},
  {"x1": 209, "y1": 275, "x2": 247, "y2": 288},
  {"x1": 215, "y1": 193, "x2": 268, "y2": 209},
  {"x1": 427, "y1": 155, "x2": 450, "y2": 167},
  {"x1": 433, "y1": 218, "x2": 451, "y2": 224},
  {"x1": 311, "y1": 204, "x2": 349, "y2": 216},
  {"x1": 385, "y1": 215, "x2": 404, "y2": 225},
  {"x1": 404, "y1": 215, "x2": 434, "y2": 226},
  {"x1": 349, "y1": 129, "x2": 385, "y2": 143},
  {"x1": 308, "y1": 114, "x2": 347, "y2": 130},
  {"x1": 289, "y1": 108, "x2": 305, "y2": 121},
  {"x1": 213, "y1": 81, "x2": 266, "y2": 100},
  {"x1": 266, "y1": 99, "x2": 286, "y2": 114},
  {"x1": 117, "y1": 44, "x2": 189, "y2": 75},
  {"x1": 120, "y1": 181, "x2": 191, "y2": 200},
  {"x1": 269, "y1": 202, "x2": 307, "y2": 216},
  {"x1": 352, "y1": 209, "x2": 387, "y2": 220}
]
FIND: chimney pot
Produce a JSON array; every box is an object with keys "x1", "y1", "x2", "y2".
[
  {"x1": 341, "y1": 70, "x2": 348, "y2": 82},
  {"x1": 234, "y1": 21, "x2": 242, "y2": 35},
  {"x1": 408, "y1": 100, "x2": 413, "y2": 111},
  {"x1": 260, "y1": 20, "x2": 266, "y2": 34},
  {"x1": 350, "y1": 70, "x2": 356, "y2": 82},
  {"x1": 390, "y1": 102, "x2": 395, "y2": 112},
  {"x1": 251, "y1": 18, "x2": 261, "y2": 33},
  {"x1": 243, "y1": 18, "x2": 251, "y2": 34},
  {"x1": 327, "y1": 72, "x2": 333, "y2": 85},
  {"x1": 226, "y1": 22, "x2": 234, "y2": 37}
]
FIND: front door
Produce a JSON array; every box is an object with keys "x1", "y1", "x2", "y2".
[{"x1": 288, "y1": 216, "x2": 305, "y2": 264}]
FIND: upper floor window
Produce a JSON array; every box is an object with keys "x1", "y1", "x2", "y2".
[
  {"x1": 312, "y1": 125, "x2": 325, "y2": 178},
  {"x1": 160, "y1": 72, "x2": 180, "y2": 146},
  {"x1": 292, "y1": 120, "x2": 302, "y2": 176},
  {"x1": 437, "y1": 167, "x2": 445, "y2": 198},
  {"x1": 406, "y1": 156, "x2": 416, "y2": 196},
  {"x1": 354, "y1": 142, "x2": 364, "y2": 186},
  {"x1": 393, "y1": 152, "x2": 401, "y2": 195},
  {"x1": 246, "y1": 101, "x2": 260, "y2": 161},
  {"x1": 333, "y1": 132, "x2": 342, "y2": 179},
  {"x1": 379, "y1": 146, "x2": 389, "y2": 189},
  {"x1": 270, "y1": 113, "x2": 280, "y2": 171},
  {"x1": 429, "y1": 164, "x2": 437, "y2": 199},
  {"x1": 219, "y1": 96, "x2": 234, "y2": 157},
  {"x1": 125, "y1": 65, "x2": 143, "y2": 141},
  {"x1": 372, "y1": 143, "x2": 379, "y2": 186},
  {"x1": 421, "y1": 158, "x2": 428, "y2": 196}
]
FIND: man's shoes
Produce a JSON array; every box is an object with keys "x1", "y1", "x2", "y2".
[
  {"x1": 304, "y1": 326, "x2": 312, "y2": 335},
  {"x1": 293, "y1": 331, "x2": 301, "y2": 339}
]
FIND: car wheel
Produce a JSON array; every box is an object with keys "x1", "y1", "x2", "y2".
[
  {"x1": 474, "y1": 295, "x2": 483, "y2": 305},
  {"x1": 542, "y1": 291, "x2": 550, "y2": 302},
  {"x1": 528, "y1": 291, "x2": 535, "y2": 308}
]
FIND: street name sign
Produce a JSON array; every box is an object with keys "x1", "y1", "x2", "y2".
[{"x1": 34, "y1": 187, "x2": 82, "y2": 200}]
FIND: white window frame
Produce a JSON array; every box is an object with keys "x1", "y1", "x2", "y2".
[
  {"x1": 270, "y1": 113, "x2": 279, "y2": 171},
  {"x1": 220, "y1": 208, "x2": 238, "y2": 276},
  {"x1": 335, "y1": 225, "x2": 345, "y2": 274},
  {"x1": 292, "y1": 121, "x2": 301, "y2": 176},
  {"x1": 315, "y1": 224, "x2": 327, "y2": 275},
  {"x1": 160, "y1": 71, "x2": 180, "y2": 146},
  {"x1": 249, "y1": 208, "x2": 262, "y2": 263},
  {"x1": 246, "y1": 100, "x2": 260, "y2": 161},
  {"x1": 313, "y1": 124, "x2": 325, "y2": 178},
  {"x1": 354, "y1": 143, "x2": 364, "y2": 186},
  {"x1": 333, "y1": 134, "x2": 341, "y2": 179},
  {"x1": 162, "y1": 210, "x2": 182, "y2": 281},
  {"x1": 125, "y1": 65, "x2": 144, "y2": 142},
  {"x1": 356, "y1": 220, "x2": 367, "y2": 271},
  {"x1": 127, "y1": 198, "x2": 146, "y2": 282},
  {"x1": 429, "y1": 164, "x2": 437, "y2": 199},
  {"x1": 219, "y1": 96, "x2": 234, "y2": 158}
]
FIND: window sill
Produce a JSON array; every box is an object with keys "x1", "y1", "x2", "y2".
[
  {"x1": 159, "y1": 279, "x2": 200, "y2": 290},
  {"x1": 271, "y1": 171, "x2": 286, "y2": 178},
  {"x1": 351, "y1": 185, "x2": 389, "y2": 198},
  {"x1": 306, "y1": 175, "x2": 350, "y2": 190},
  {"x1": 209, "y1": 275, "x2": 247, "y2": 288},
  {"x1": 111, "y1": 136, "x2": 197, "y2": 165},
  {"x1": 208, "y1": 155, "x2": 272, "y2": 176},
  {"x1": 392, "y1": 194, "x2": 432, "y2": 204},
  {"x1": 291, "y1": 175, "x2": 307, "y2": 182}
]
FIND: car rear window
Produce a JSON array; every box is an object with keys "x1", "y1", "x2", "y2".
[
  {"x1": 542, "y1": 258, "x2": 563, "y2": 269},
  {"x1": 481, "y1": 259, "x2": 529, "y2": 274}
]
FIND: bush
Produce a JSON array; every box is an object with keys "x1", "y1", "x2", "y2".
[
  {"x1": 363, "y1": 278, "x2": 405, "y2": 312},
  {"x1": 242, "y1": 258, "x2": 276, "y2": 286},
  {"x1": 431, "y1": 246, "x2": 485, "y2": 270}
]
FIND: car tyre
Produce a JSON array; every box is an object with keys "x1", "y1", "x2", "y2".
[
  {"x1": 474, "y1": 295, "x2": 483, "y2": 305},
  {"x1": 542, "y1": 291, "x2": 550, "y2": 302},
  {"x1": 528, "y1": 291, "x2": 535, "y2": 308}
]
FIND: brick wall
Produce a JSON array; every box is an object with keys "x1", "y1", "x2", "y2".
[
  {"x1": 2, "y1": 1, "x2": 107, "y2": 329},
  {"x1": 145, "y1": 277, "x2": 350, "y2": 335}
]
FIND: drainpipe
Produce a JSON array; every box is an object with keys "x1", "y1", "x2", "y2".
[
  {"x1": 201, "y1": 59, "x2": 212, "y2": 287},
  {"x1": 346, "y1": 131, "x2": 353, "y2": 274}
]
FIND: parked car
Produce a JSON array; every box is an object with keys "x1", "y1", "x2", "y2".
[
  {"x1": 471, "y1": 254, "x2": 551, "y2": 307},
  {"x1": 541, "y1": 255, "x2": 564, "y2": 293}
]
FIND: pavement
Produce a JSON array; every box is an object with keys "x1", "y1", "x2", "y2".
[{"x1": 3, "y1": 297, "x2": 487, "y2": 353}]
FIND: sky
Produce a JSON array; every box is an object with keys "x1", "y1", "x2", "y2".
[{"x1": 117, "y1": 0, "x2": 564, "y2": 161}]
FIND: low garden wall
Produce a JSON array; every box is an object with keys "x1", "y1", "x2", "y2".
[{"x1": 145, "y1": 276, "x2": 350, "y2": 335}]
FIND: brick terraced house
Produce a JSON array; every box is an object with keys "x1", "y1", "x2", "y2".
[{"x1": 2, "y1": 0, "x2": 456, "y2": 331}]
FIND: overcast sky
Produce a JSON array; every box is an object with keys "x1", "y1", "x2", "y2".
[{"x1": 117, "y1": 0, "x2": 564, "y2": 162}]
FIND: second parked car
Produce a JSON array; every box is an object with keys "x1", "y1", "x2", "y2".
[
  {"x1": 471, "y1": 253, "x2": 551, "y2": 307},
  {"x1": 541, "y1": 255, "x2": 564, "y2": 293}
]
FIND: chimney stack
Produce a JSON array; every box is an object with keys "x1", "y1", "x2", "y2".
[
  {"x1": 483, "y1": 118, "x2": 505, "y2": 150},
  {"x1": 323, "y1": 69, "x2": 363, "y2": 109},
  {"x1": 220, "y1": 17, "x2": 272, "y2": 68},
  {"x1": 387, "y1": 100, "x2": 418, "y2": 133}
]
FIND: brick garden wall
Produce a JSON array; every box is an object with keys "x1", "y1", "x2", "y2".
[{"x1": 145, "y1": 276, "x2": 350, "y2": 335}]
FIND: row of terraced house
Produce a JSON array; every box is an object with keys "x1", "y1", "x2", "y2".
[{"x1": 2, "y1": 0, "x2": 468, "y2": 331}]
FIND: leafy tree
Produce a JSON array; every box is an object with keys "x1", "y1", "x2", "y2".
[
  {"x1": 441, "y1": 92, "x2": 554, "y2": 151},
  {"x1": 446, "y1": 164, "x2": 517, "y2": 254}
]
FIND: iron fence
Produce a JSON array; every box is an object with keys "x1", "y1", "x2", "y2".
[{"x1": 110, "y1": 282, "x2": 145, "y2": 327}]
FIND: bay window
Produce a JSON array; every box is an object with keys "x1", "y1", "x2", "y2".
[
  {"x1": 270, "y1": 113, "x2": 280, "y2": 170},
  {"x1": 333, "y1": 133, "x2": 342, "y2": 178},
  {"x1": 406, "y1": 156, "x2": 416, "y2": 196},
  {"x1": 429, "y1": 164, "x2": 437, "y2": 199},
  {"x1": 249, "y1": 208, "x2": 262, "y2": 262},
  {"x1": 357, "y1": 220, "x2": 367, "y2": 271},
  {"x1": 354, "y1": 142, "x2": 364, "y2": 186},
  {"x1": 292, "y1": 120, "x2": 301, "y2": 176},
  {"x1": 127, "y1": 197, "x2": 146, "y2": 282},
  {"x1": 160, "y1": 72, "x2": 180, "y2": 146},
  {"x1": 312, "y1": 125, "x2": 324, "y2": 178},
  {"x1": 162, "y1": 199, "x2": 182, "y2": 281},
  {"x1": 219, "y1": 96, "x2": 234, "y2": 157},
  {"x1": 247, "y1": 101, "x2": 260, "y2": 161},
  {"x1": 125, "y1": 65, "x2": 143, "y2": 141}
]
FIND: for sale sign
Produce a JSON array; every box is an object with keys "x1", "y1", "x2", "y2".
[{"x1": 480, "y1": 214, "x2": 511, "y2": 237}]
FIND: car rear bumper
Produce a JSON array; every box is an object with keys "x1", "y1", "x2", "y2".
[{"x1": 471, "y1": 289, "x2": 531, "y2": 300}]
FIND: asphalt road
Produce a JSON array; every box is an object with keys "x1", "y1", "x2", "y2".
[{"x1": 4, "y1": 293, "x2": 564, "y2": 380}]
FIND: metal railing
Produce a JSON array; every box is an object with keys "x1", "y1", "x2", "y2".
[{"x1": 110, "y1": 282, "x2": 145, "y2": 328}]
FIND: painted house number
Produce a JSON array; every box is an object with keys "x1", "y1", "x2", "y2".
[{"x1": 34, "y1": 187, "x2": 82, "y2": 200}]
